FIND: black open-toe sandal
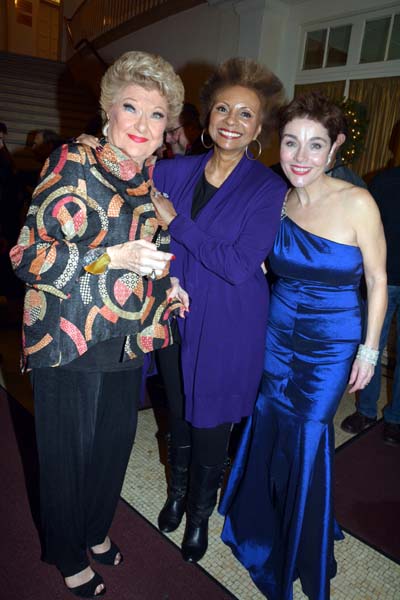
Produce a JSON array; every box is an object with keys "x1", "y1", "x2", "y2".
[
  {"x1": 67, "y1": 571, "x2": 106, "y2": 598},
  {"x1": 90, "y1": 540, "x2": 123, "y2": 566}
]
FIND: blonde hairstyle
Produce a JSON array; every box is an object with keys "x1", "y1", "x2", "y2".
[
  {"x1": 100, "y1": 51, "x2": 184, "y2": 125},
  {"x1": 200, "y1": 57, "x2": 285, "y2": 145}
]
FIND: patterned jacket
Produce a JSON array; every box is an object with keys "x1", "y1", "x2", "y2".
[{"x1": 10, "y1": 142, "x2": 178, "y2": 370}]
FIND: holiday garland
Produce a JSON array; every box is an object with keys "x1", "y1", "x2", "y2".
[{"x1": 336, "y1": 98, "x2": 368, "y2": 164}]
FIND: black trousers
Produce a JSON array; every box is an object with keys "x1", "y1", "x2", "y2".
[
  {"x1": 156, "y1": 344, "x2": 231, "y2": 464},
  {"x1": 31, "y1": 367, "x2": 141, "y2": 577}
]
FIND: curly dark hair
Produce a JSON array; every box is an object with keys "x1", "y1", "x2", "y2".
[
  {"x1": 200, "y1": 57, "x2": 285, "y2": 145},
  {"x1": 278, "y1": 92, "x2": 348, "y2": 145}
]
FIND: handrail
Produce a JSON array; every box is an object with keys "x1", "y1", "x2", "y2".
[
  {"x1": 67, "y1": 0, "x2": 169, "y2": 47},
  {"x1": 64, "y1": 16, "x2": 108, "y2": 101},
  {"x1": 66, "y1": 0, "x2": 205, "y2": 49},
  {"x1": 74, "y1": 38, "x2": 108, "y2": 67},
  {"x1": 64, "y1": 16, "x2": 74, "y2": 49}
]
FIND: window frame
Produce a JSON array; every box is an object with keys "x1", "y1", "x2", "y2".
[{"x1": 297, "y1": 5, "x2": 400, "y2": 85}]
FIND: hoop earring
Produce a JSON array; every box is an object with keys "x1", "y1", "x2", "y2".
[
  {"x1": 245, "y1": 138, "x2": 262, "y2": 160},
  {"x1": 201, "y1": 129, "x2": 214, "y2": 149},
  {"x1": 102, "y1": 121, "x2": 109, "y2": 137}
]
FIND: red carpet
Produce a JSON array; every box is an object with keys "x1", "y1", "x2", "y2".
[
  {"x1": 334, "y1": 421, "x2": 400, "y2": 564},
  {"x1": 0, "y1": 388, "x2": 236, "y2": 599}
]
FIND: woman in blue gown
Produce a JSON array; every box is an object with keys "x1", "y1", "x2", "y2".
[{"x1": 219, "y1": 93, "x2": 387, "y2": 600}]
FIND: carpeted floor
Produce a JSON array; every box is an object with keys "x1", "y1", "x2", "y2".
[
  {"x1": 0, "y1": 387, "x2": 236, "y2": 600},
  {"x1": 334, "y1": 420, "x2": 400, "y2": 564},
  {"x1": 2, "y1": 306, "x2": 400, "y2": 599}
]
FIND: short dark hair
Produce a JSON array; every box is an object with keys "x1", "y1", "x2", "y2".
[
  {"x1": 200, "y1": 57, "x2": 285, "y2": 145},
  {"x1": 278, "y1": 92, "x2": 348, "y2": 145},
  {"x1": 0, "y1": 122, "x2": 8, "y2": 134},
  {"x1": 35, "y1": 129, "x2": 63, "y2": 147}
]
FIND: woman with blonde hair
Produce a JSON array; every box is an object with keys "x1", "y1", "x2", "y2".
[{"x1": 11, "y1": 51, "x2": 188, "y2": 598}]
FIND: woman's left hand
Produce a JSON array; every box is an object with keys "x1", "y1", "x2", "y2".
[
  {"x1": 348, "y1": 358, "x2": 375, "y2": 393},
  {"x1": 167, "y1": 277, "x2": 190, "y2": 318},
  {"x1": 151, "y1": 188, "x2": 177, "y2": 227},
  {"x1": 75, "y1": 134, "x2": 99, "y2": 149}
]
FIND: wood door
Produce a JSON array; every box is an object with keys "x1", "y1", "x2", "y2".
[{"x1": 37, "y1": 1, "x2": 60, "y2": 60}]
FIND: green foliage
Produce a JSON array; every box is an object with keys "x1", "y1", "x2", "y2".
[{"x1": 337, "y1": 98, "x2": 368, "y2": 164}]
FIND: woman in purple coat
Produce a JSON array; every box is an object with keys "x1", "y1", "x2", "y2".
[{"x1": 151, "y1": 58, "x2": 287, "y2": 563}]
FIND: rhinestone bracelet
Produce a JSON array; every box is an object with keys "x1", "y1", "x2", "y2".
[{"x1": 356, "y1": 344, "x2": 379, "y2": 366}]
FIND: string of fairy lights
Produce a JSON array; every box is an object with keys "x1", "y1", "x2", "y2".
[{"x1": 336, "y1": 98, "x2": 369, "y2": 164}]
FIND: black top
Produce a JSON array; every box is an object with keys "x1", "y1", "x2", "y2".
[
  {"x1": 191, "y1": 172, "x2": 218, "y2": 220},
  {"x1": 369, "y1": 166, "x2": 400, "y2": 286},
  {"x1": 61, "y1": 337, "x2": 137, "y2": 371}
]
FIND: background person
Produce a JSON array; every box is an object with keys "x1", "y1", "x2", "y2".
[
  {"x1": 220, "y1": 92, "x2": 387, "y2": 600},
  {"x1": 164, "y1": 102, "x2": 205, "y2": 157},
  {"x1": 31, "y1": 128, "x2": 64, "y2": 164},
  {"x1": 0, "y1": 121, "x2": 19, "y2": 242},
  {"x1": 151, "y1": 57, "x2": 286, "y2": 564},
  {"x1": 0, "y1": 121, "x2": 21, "y2": 297},
  {"x1": 341, "y1": 157, "x2": 400, "y2": 445},
  {"x1": 10, "y1": 51, "x2": 187, "y2": 598}
]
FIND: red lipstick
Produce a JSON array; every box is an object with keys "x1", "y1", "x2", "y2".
[
  {"x1": 290, "y1": 165, "x2": 312, "y2": 176},
  {"x1": 128, "y1": 134, "x2": 148, "y2": 143}
]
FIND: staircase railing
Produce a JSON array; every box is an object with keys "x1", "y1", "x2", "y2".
[
  {"x1": 65, "y1": 17, "x2": 108, "y2": 100},
  {"x1": 66, "y1": 0, "x2": 205, "y2": 49}
]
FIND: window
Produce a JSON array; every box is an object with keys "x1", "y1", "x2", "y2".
[
  {"x1": 303, "y1": 25, "x2": 352, "y2": 70},
  {"x1": 326, "y1": 25, "x2": 352, "y2": 67},
  {"x1": 360, "y1": 17, "x2": 391, "y2": 63},
  {"x1": 388, "y1": 14, "x2": 400, "y2": 60},
  {"x1": 360, "y1": 13, "x2": 400, "y2": 63},
  {"x1": 303, "y1": 29, "x2": 326, "y2": 69}
]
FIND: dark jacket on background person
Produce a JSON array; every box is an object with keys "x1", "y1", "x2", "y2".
[{"x1": 369, "y1": 166, "x2": 400, "y2": 285}]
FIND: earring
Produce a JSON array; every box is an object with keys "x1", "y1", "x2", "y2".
[
  {"x1": 102, "y1": 121, "x2": 109, "y2": 137},
  {"x1": 201, "y1": 129, "x2": 214, "y2": 149},
  {"x1": 245, "y1": 138, "x2": 262, "y2": 160}
]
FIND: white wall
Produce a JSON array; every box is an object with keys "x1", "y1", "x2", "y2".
[
  {"x1": 60, "y1": 0, "x2": 399, "y2": 163},
  {"x1": 62, "y1": 0, "x2": 400, "y2": 94},
  {"x1": 99, "y1": 4, "x2": 239, "y2": 104},
  {"x1": 273, "y1": 0, "x2": 400, "y2": 96}
]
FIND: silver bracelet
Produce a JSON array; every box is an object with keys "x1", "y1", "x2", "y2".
[{"x1": 356, "y1": 344, "x2": 379, "y2": 366}]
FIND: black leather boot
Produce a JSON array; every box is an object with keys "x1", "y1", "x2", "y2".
[
  {"x1": 158, "y1": 444, "x2": 191, "y2": 533},
  {"x1": 181, "y1": 461, "x2": 226, "y2": 563}
]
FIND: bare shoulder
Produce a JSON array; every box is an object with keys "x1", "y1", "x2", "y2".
[{"x1": 344, "y1": 185, "x2": 379, "y2": 221}]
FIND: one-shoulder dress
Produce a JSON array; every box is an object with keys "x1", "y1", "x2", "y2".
[{"x1": 220, "y1": 214, "x2": 364, "y2": 600}]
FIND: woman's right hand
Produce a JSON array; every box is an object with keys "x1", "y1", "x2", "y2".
[
  {"x1": 75, "y1": 134, "x2": 99, "y2": 149},
  {"x1": 168, "y1": 277, "x2": 190, "y2": 318},
  {"x1": 107, "y1": 239, "x2": 174, "y2": 277}
]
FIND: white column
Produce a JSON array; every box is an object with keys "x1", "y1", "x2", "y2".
[
  {"x1": 234, "y1": 0, "x2": 267, "y2": 60},
  {"x1": 208, "y1": 0, "x2": 292, "y2": 90},
  {"x1": 208, "y1": 0, "x2": 267, "y2": 60}
]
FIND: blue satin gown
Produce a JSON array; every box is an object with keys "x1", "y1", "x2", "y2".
[{"x1": 220, "y1": 215, "x2": 364, "y2": 600}]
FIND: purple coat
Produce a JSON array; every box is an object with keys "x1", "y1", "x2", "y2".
[{"x1": 154, "y1": 151, "x2": 286, "y2": 427}]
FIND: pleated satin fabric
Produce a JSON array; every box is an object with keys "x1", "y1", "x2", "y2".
[{"x1": 220, "y1": 216, "x2": 363, "y2": 600}]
